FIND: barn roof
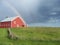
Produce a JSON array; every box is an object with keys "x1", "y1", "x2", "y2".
[{"x1": 0, "y1": 16, "x2": 16, "y2": 22}]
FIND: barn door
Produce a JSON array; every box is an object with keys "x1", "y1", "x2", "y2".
[{"x1": 17, "y1": 24, "x2": 19, "y2": 27}]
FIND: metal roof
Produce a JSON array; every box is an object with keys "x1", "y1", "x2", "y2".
[{"x1": 0, "y1": 17, "x2": 15, "y2": 22}]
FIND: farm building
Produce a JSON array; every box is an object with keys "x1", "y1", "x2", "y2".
[{"x1": 0, "y1": 16, "x2": 27, "y2": 28}]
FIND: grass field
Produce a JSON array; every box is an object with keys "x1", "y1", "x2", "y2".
[{"x1": 0, "y1": 27, "x2": 60, "y2": 45}]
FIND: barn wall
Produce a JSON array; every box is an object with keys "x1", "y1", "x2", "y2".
[
  {"x1": 0, "y1": 21, "x2": 11, "y2": 28},
  {"x1": 11, "y1": 17, "x2": 26, "y2": 28}
]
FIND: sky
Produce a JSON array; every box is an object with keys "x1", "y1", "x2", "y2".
[{"x1": 0, "y1": 0, "x2": 60, "y2": 27}]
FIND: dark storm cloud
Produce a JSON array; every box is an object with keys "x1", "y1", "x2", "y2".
[{"x1": 36, "y1": 0, "x2": 60, "y2": 23}]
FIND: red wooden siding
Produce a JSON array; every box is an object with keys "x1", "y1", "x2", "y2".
[
  {"x1": 11, "y1": 17, "x2": 26, "y2": 28},
  {"x1": 0, "y1": 21, "x2": 11, "y2": 28}
]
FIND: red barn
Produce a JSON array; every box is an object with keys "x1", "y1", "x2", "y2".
[{"x1": 0, "y1": 16, "x2": 27, "y2": 28}]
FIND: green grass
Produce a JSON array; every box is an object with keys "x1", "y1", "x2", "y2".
[{"x1": 0, "y1": 27, "x2": 60, "y2": 45}]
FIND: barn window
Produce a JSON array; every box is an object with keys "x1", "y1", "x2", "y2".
[
  {"x1": 7, "y1": 24, "x2": 9, "y2": 26},
  {"x1": 3, "y1": 24, "x2": 4, "y2": 26},
  {"x1": 17, "y1": 24, "x2": 19, "y2": 27},
  {"x1": 1, "y1": 25, "x2": 2, "y2": 26},
  {"x1": 14, "y1": 21, "x2": 16, "y2": 24},
  {"x1": 4, "y1": 24, "x2": 8, "y2": 26},
  {"x1": 8, "y1": 24, "x2": 10, "y2": 26},
  {"x1": 3, "y1": 24, "x2": 5, "y2": 26},
  {"x1": 1, "y1": 24, "x2": 2, "y2": 26},
  {"x1": 5, "y1": 24, "x2": 6, "y2": 26}
]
